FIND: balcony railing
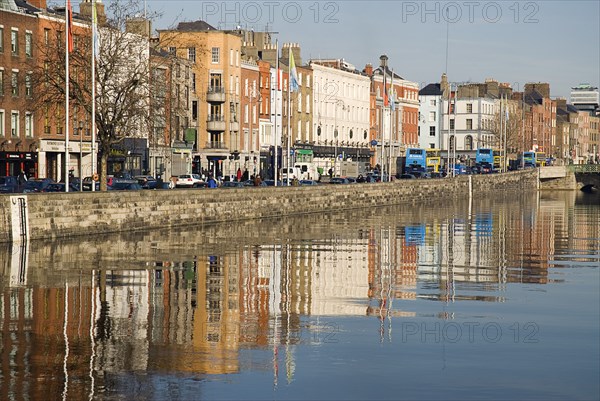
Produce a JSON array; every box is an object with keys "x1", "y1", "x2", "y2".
[
  {"x1": 207, "y1": 114, "x2": 226, "y2": 131},
  {"x1": 207, "y1": 86, "x2": 226, "y2": 103},
  {"x1": 205, "y1": 141, "x2": 227, "y2": 149}
]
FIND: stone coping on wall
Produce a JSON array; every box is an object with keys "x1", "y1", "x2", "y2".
[{"x1": 0, "y1": 170, "x2": 537, "y2": 243}]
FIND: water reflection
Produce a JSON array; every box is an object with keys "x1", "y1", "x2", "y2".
[{"x1": 0, "y1": 191, "x2": 598, "y2": 400}]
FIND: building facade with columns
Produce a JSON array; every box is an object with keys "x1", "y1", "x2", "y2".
[{"x1": 310, "y1": 59, "x2": 371, "y2": 175}]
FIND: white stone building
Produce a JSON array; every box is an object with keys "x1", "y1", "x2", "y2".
[
  {"x1": 310, "y1": 61, "x2": 370, "y2": 172},
  {"x1": 441, "y1": 97, "x2": 498, "y2": 153}
]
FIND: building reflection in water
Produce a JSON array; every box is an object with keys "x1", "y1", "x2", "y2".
[{"x1": 0, "y1": 191, "x2": 598, "y2": 398}]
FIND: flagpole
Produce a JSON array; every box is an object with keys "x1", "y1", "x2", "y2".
[
  {"x1": 274, "y1": 39, "x2": 278, "y2": 186},
  {"x1": 381, "y1": 65, "x2": 386, "y2": 180},
  {"x1": 387, "y1": 69, "x2": 393, "y2": 182},
  {"x1": 65, "y1": 0, "x2": 70, "y2": 192},
  {"x1": 287, "y1": 46, "x2": 291, "y2": 186},
  {"x1": 504, "y1": 94, "x2": 508, "y2": 173},
  {"x1": 452, "y1": 84, "x2": 456, "y2": 177},
  {"x1": 91, "y1": 1, "x2": 97, "y2": 191}
]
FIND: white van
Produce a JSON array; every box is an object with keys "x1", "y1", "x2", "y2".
[
  {"x1": 281, "y1": 167, "x2": 302, "y2": 183},
  {"x1": 295, "y1": 163, "x2": 320, "y2": 181}
]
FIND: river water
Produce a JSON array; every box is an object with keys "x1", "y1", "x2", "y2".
[{"x1": 1, "y1": 190, "x2": 598, "y2": 400}]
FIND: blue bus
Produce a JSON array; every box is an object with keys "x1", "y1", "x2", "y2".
[
  {"x1": 520, "y1": 151, "x2": 537, "y2": 168},
  {"x1": 475, "y1": 148, "x2": 494, "y2": 173},
  {"x1": 405, "y1": 148, "x2": 427, "y2": 173}
]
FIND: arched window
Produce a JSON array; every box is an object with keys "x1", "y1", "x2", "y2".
[
  {"x1": 449, "y1": 135, "x2": 455, "y2": 151},
  {"x1": 465, "y1": 135, "x2": 473, "y2": 150}
]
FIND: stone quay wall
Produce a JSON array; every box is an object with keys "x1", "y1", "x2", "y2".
[{"x1": 0, "y1": 170, "x2": 537, "y2": 243}]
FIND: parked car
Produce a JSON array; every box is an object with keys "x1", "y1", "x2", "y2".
[
  {"x1": 22, "y1": 178, "x2": 55, "y2": 193},
  {"x1": 299, "y1": 179, "x2": 320, "y2": 186},
  {"x1": 135, "y1": 175, "x2": 158, "y2": 189},
  {"x1": 108, "y1": 182, "x2": 143, "y2": 191},
  {"x1": 263, "y1": 180, "x2": 283, "y2": 187},
  {"x1": 329, "y1": 177, "x2": 350, "y2": 184},
  {"x1": 346, "y1": 177, "x2": 357, "y2": 184},
  {"x1": 176, "y1": 174, "x2": 204, "y2": 188},
  {"x1": 0, "y1": 176, "x2": 19, "y2": 193},
  {"x1": 221, "y1": 181, "x2": 245, "y2": 188},
  {"x1": 399, "y1": 174, "x2": 417, "y2": 179},
  {"x1": 82, "y1": 177, "x2": 100, "y2": 191},
  {"x1": 45, "y1": 182, "x2": 81, "y2": 192}
]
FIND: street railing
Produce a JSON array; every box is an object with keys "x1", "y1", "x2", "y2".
[{"x1": 567, "y1": 164, "x2": 600, "y2": 173}]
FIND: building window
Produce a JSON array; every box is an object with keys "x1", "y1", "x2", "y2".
[
  {"x1": 11, "y1": 111, "x2": 19, "y2": 137},
  {"x1": 0, "y1": 110, "x2": 4, "y2": 137},
  {"x1": 429, "y1": 126, "x2": 436, "y2": 136},
  {"x1": 449, "y1": 135, "x2": 455, "y2": 151},
  {"x1": 0, "y1": 69, "x2": 3, "y2": 96},
  {"x1": 449, "y1": 103, "x2": 454, "y2": 114},
  {"x1": 168, "y1": 46, "x2": 176, "y2": 55},
  {"x1": 25, "y1": 73, "x2": 32, "y2": 97},
  {"x1": 44, "y1": 28, "x2": 50, "y2": 46},
  {"x1": 11, "y1": 29, "x2": 18, "y2": 55},
  {"x1": 467, "y1": 103, "x2": 473, "y2": 113},
  {"x1": 11, "y1": 71, "x2": 18, "y2": 96},
  {"x1": 188, "y1": 47, "x2": 195, "y2": 62},
  {"x1": 430, "y1": 99, "x2": 436, "y2": 106},
  {"x1": 43, "y1": 104, "x2": 50, "y2": 134},
  {"x1": 0, "y1": 27, "x2": 4, "y2": 53},
  {"x1": 429, "y1": 111, "x2": 436, "y2": 122},
  {"x1": 450, "y1": 118, "x2": 455, "y2": 130},
  {"x1": 466, "y1": 118, "x2": 473, "y2": 130},
  {"x1": 465, "y1": 135, "x2": 473, "y2": 150},
  {"x1": 25, "y1": 32, "x2": 33, "y2": 57},
  {"x1": 25, "y1": 112, "x2": 33, "y2": 137},
  {"x1": 211, "y1": 47, "x2": 220, "y2": 63},
  {"x1": 306, "y1": 75, "x2": 310, "y2": 87}
]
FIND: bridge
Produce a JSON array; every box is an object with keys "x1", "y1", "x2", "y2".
[{"x1": 539, "y1": 165, "x2": 600, "y2": 190}]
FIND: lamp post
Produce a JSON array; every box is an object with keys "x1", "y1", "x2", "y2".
[{"x1": 333, "y1": 99, "x2": 346, "y2": 177}]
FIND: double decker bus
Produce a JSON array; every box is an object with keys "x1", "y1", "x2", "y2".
[
  {"x1": 475, "y1": 148, "x2": 494, "y2": 173},
  {"x1": 395, "y1": 148, "x2": 427, "y2": 175},
  {"x1": 535, "y1": 152, "x2": 546, "y2": 167},
  {"x1": 493, "y1": 149, "x2": 505, "y2": 172},
  {"x1": 520, "y1": 151, "x2": 544, "y2": 168},
  {"x1": 426, "y1": 149, "x2": 441, "y2": 173},
  {"x1": 405, "y1": 148, "x2": 427, "y2": 173}
]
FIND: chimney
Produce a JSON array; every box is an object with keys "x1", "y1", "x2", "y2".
[
  {"x1": 27, "y1": 0, "x2": 47, "y2": 9},
  {"x1": 524, "y1": 82, "x2": 550, "y2": 98},
  {"x1": 441, "y1": 73, "x2": 449, "y2": 99},
  {"x1": 79, "y1": 0, "x2": 106, "y2": 25},
  {"x1": 126, "y1": 18, "x2": 151, "y2": 37},
  {"x1": 363, "y1": 63, "x2": 373, "y2": 77},
  {"x1": 555, "y1": 98, "x2": 567, "y2": 109}
]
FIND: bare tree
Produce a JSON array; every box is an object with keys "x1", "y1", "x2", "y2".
[
  {"x1": 30, "y1": 0, "x2": 157, "y2": 190},
  {"x1": 489, "y1": 99, "x2": 523, "y2": 156}
]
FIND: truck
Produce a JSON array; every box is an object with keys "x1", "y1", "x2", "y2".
[{"x1": 295, "y1": 162, "x2": 321, "y2": 181}]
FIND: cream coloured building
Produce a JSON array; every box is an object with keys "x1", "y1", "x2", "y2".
[{"x1": 158, "y1": 21, "x2": 242, "y2": 177}]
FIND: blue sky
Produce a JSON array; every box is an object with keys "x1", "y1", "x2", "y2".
[{"x1": 138, "y1": 0, "x2": 599, "y2": 99}]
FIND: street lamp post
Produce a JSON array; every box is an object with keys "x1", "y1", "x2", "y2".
[{"x1": 333, "y1": 99, "x2": 346, "y2": 177}]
